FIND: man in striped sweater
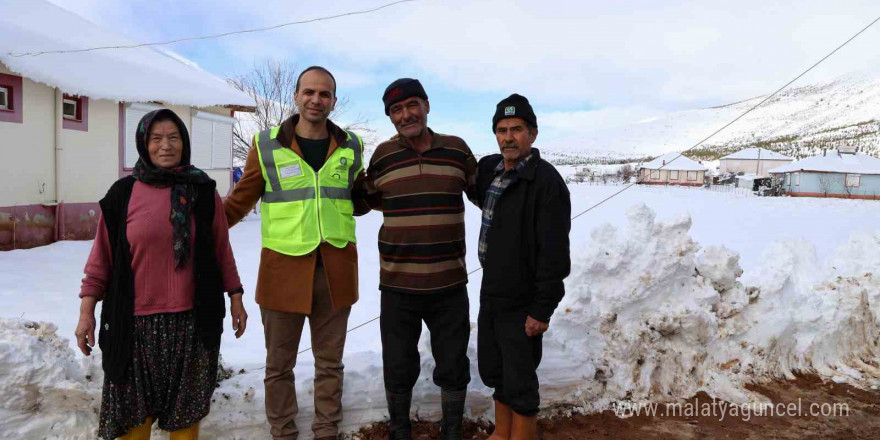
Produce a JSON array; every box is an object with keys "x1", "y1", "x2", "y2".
[{"x1": 363, "y1": 78, "x2": 478, "y2": 440}]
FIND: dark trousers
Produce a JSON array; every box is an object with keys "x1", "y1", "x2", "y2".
[
  {"x1": 380, "y1": 288, "x2": 471, "y2": 394},
  {"x1": 477, "y1": 299, "x2": 543, "y2": 416}
]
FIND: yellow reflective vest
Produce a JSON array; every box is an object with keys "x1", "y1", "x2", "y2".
[{"x1": 255, "y1": 125, "x2": 363, "y2": 256}]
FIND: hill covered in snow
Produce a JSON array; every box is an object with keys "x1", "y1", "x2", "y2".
[{"x1": 539, "y1": 67, "x2": 880, "y2": 164}]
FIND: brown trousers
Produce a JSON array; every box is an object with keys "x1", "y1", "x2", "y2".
[{"x1": 260, "y1": 264, "x2": 352, "y2": 439}]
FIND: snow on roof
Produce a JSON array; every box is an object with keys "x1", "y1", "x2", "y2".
[
  {"x1": 769, "y1": 151, "x2": 880, "y2": 175},
  {"x1": 0, "y1": 0, "x2": 253, "y2": 109},
  {"x1": 720, "y1": 148, "x2": 792, "y2": 161},
  {"x1": 640, "y1": 152, "x2": 708, "y2": 171}
]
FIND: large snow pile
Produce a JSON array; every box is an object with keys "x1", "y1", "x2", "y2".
[
  {"x1": 2, "y1": 204, "x2": 878, "y2": 439},
  {"x1": 550, "y1": 205, "x2": 880, "y2": 411},
  {"x1": 0, "y1": 320, "x2": 102, "y2": 439}
]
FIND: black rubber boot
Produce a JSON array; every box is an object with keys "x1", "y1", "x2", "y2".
[
  {"x1": 385, "y1": 389, "x2": 413, "y2": 440},
  {"x1": 440, "y1": 388, "x2": 466, "y2": 440}
]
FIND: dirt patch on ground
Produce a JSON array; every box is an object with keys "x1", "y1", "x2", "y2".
[{"x1": 350, "y1": 374, "x2": 880, "y2": 439}]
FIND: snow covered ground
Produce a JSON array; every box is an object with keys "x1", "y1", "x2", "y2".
[{"x1": 1, "y1": 184, "x2": 879, "y2": 439}]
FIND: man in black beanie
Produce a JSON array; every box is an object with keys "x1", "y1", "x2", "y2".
[
  {"x1": 475, "y1": 93, "x2": 571, "y2": 440},
  {"x1": 361, "y1": 78, "x2": 478, "y2": 440}
]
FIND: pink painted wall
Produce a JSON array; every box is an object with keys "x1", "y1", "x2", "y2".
[
  {"x1": 0, "y1": 202, "x2": 101, "y2": 250},
  {"x1": 0, "y1": 204, "x2": 56, "y2": 250}
]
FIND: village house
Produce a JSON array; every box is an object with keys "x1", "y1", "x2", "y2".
[
  {"x1": 769, "y1": 148, "x2": 880, "y2": 200},
  {"x1": 638, "y1": 152, "x2": 708, "y2": 186},
  {"x1": 0, "y1": 0, "x2": 254, "y2": 250},
  {"x1": 719, "y1": 147, "x2": 792, "y2": 177}
]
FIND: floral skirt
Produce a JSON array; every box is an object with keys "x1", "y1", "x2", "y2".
[{"x1": 98, "y1": 310, "x2": 220, "y2": 439}]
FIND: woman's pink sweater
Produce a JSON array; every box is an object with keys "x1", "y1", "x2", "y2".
[{"x1": 80, "y1": 181, "x2": 242, "y2": 316}]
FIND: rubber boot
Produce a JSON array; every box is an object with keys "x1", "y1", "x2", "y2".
[
  {"x1": 440, "y1": 388, "x2": 466, "y2": 440},
  {"x1": 118, "y1": 416, "x2": 154, "y2": 440},
  {"x1": 510, "y1": 412, "x2": 537, "y2": 440},
  {"x1": 385, "y1": 389, "x2": 413, "y2": 440},
  {"x1": 487, "y1": 400, "x2": 512, "y2": 440},
  {"x1": 168, "y1": 421, "x2": 199, "y2": 440}
]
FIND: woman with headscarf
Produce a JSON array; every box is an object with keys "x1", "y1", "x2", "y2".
[{"x1": 74, "y1": 109, "x2": 248, "y2": 440}]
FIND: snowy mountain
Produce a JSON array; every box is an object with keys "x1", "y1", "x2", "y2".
[{"x1": 539, "y1": 67, "x2": 880, "y2": 164}]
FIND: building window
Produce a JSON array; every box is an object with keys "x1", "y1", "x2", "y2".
[
  {"x1": 62, "y1": 94, "x2": 89, "y2": 131},
  {"x1": 784, "y1": 173, "x2": 790, "y2": 185},
  {"x1": 191, "y1": 111, "x2": 234, "y2": 170},
  {"x1": 650, "y1": 170, "x2": 660, "y2": 180},
  {"x1": 687, "y1": 171, "x2": 698, "y2": 181},
  {"x1": 846, "y1": 174, "x2": 861, "y2": 188},
  {"x1": 0, "y1": 72, "x2": 23, "y2": 124},
  {"x1": 793, "y1": 172, "x2": 800, "y2": 186},
  {"x1": 63, "y1": 98, "x2": 79, "y2": 120},
  {"x1": 669, "y1": 170, "x2": 679, "y2": 180}
]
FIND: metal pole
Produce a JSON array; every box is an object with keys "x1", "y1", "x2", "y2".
[{"x1": 756, "y1": 148, "x2": 761, "y2": 176}]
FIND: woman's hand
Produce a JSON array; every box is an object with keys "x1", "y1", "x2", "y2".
[
  {"x1": 230, "y1": 293, "x2": 248, "y2": 338},
  {"x1": 75, "y1": 297, "x2": 98, "y2": 356}
]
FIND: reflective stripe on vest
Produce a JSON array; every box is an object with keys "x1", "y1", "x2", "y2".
[{"x1": 255, "y1": 126, "x2": 363, "y2": 256}]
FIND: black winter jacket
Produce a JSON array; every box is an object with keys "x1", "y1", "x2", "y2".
[{"x1": 476, "y1": 148, "x2": 571, "y2": 323}]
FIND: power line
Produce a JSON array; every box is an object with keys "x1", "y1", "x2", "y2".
[
  {"x1": 296, "y1": 13, "x2": 880, "y2": 356},
  {"x1": 9, "y1": 0, "x2": 423, "y2": 57}
]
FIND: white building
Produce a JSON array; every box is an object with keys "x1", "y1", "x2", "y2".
[
  {"x1": 638, "y1": 152, "x2": 708, "y2": 186},
  {"x1": 719, "y1": 148, "x2": 792, "y2": 177},
  {"x1": 0, "y1": 0, "x2": 254, "y2": 250}
]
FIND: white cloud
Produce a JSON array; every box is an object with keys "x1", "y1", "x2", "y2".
[
  {"x1": 201, "y1": 0, "x2": 880, "y2": 108},
  {"x1": 541, "y1": 106, "x2": 663, "y2": 133},
  {"x1": 42, "y1": 0, "x2": 880, "y2": 138}
]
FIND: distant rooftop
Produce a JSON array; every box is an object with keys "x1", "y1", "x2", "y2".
[
  {"x1": 720, "y1": 148, "x2": 792, "y2": 161},
  {"x1": 641, "y1": 152, "x2": 708, "y2": 171},
  {"x1": 769, "y1": 151, "x2": 880, "y2": 175}
]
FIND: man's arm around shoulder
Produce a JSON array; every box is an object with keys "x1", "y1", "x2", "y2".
[{"x1": 225, "y1": 145, "x2": 265, "y2": 228}]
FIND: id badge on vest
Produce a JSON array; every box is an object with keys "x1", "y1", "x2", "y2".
[{"x1": 279, "y1": 164, "x2": 302, "y2": 179}]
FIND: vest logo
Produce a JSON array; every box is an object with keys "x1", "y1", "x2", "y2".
[
  {"x1": 339, "y1": 157, "x2": 347, "y2": 166},
  {"x1": 504, "y1": 106, "x2": 516, "y2": 116}
]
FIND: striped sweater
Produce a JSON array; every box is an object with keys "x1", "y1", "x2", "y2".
[{"x1": 365, "y1": 129, "x2": 478, "y2": 294}]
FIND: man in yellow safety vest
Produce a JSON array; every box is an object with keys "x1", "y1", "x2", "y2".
[{"x1": 224, "y1": 66, "x2": 368, "y2": 440}]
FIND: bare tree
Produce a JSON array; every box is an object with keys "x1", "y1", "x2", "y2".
[
  {"x1": 227, "y1": 60, "x2": 374, "y2": 166},
  {"x1": 571, "y1": 167, "x2": 589, "y2": 184},
  {"x1": 616, "y1": 164, "x2": 635, "y2": 182}
]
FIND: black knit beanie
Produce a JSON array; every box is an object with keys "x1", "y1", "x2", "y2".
[
  {"x1": 492, "y1": 93, "x2": 537, "y2": 132},
  {"x1": 383, "y1": 78, "x2": 428, "y2": 115}
]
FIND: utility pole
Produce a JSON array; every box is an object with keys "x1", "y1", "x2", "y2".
[{"x1": 756, "y1": 148, "x2": 761, "y2": 176}]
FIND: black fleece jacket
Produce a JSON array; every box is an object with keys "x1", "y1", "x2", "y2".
[{"x1": 475, "y1": 148, "x2": 571, "y2": 323}]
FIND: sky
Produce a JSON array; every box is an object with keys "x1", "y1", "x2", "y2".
[{"x1": 38, "y1": 0, "x2": 880, "y2": 154}]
